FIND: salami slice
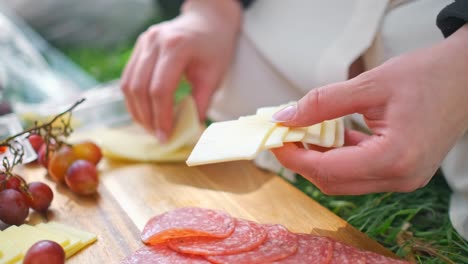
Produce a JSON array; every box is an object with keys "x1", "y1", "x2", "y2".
[
  {"x1": 141, "y1": 207, "x2": 235, "y2": 245},
  {"x1": 330, "y1": 240, "x2": 366, "y2": 264},
  {"x1": 206, "y1": 224, "x2": 298, "y2": 264},
  {"x1": 169, "y1": 219, "x2": 267, "y2": 255},
  {"x1": 272, "y1": 234, "x2": 333, "y2": 264},
  {"x1": 121, "y1": 245, "x2": 211, "y2": 264},
  {"x1": 365, "y1": 251, "x2": 411, "y2": 264}
]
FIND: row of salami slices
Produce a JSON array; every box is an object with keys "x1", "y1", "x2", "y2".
[{"x1": 121, "y1": 207, "x2": 410, "y2": 264}]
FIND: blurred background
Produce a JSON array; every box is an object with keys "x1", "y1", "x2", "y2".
[
  {"x1": 0, "y1": 0, "x2": 184, "y2": 129},
  {"x1": 1, "y1": 2, "x2": 467, "y2": 263}
]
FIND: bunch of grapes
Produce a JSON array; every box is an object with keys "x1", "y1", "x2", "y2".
[
  {"x1": 32, "y1": 134, "x2": 102, "y2": 196},
  {"x1": 0, "y1": 173, "x2": 53, "y2": 225},
  {"x1": 0, "y1": 99, "x2": 100, "y2": 226}
]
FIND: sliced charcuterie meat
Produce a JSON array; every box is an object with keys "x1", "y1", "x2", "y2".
[
  {"x1": 169, "y1": 219, "x2": 267, "y2": 255},
  {"x1": 205, "y1": 224, "x2": 298, "y2": 264},
  {"x1": 272, "y1": 234, "x2": 333, "y2": 264},
  {"x1": 141, "y1": 207, "x2": 235, "y2": 245},
  {"x1": 365, "y1": 251, "x2": 412, "y2": 264},
  {"x1": 330, "y1": 240, "x2": 411, "y2": 264},
  {"x1": 121, "y1": 245, "x2": 211, "y2": 264},
  {"x1": 330, "y1": 240, "x2": 366, "y2": 264}
]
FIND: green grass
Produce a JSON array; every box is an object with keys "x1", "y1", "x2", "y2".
[
  {"x1": 62, "y1": 37, "x2": 467, "y2": 264},
  {"x1": 293, "y1": 171, "x2": 468, "y2": 263}
]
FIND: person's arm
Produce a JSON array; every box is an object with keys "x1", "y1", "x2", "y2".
[
  {"x1": 121, "y1": 0, "x2": 242, "y2": 142},
  {"x1": 270, "y1": 24, "x2": 468, "y2": 195}
]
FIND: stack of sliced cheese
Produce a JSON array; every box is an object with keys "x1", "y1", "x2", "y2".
[
  {"x1": 186, "y1": 103, "x2": 344, "y2": 166},
  {"x1": 0, "y1": 222, "x2": 97, "y2": 264},
  {"x1": 69, "y1": 96, "x2": 204, "y2": 162}
]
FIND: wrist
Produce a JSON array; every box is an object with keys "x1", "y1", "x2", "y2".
[{"x1": 181, "y1": 0, "x2": 242, "y2": 33}]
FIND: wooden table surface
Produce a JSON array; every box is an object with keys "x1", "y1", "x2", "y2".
[{"x1": 13, "y1": 159, "x2": 396, "y2": 263}]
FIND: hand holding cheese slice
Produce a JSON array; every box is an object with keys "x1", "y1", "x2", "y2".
[
  {"x1": 69, "y1": 96, "x2": 204, "y2": 162},
  {"x1": 186, "y1": 102, "x2": 345, "y2": 166}
]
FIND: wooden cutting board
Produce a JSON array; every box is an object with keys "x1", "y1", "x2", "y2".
[{"x1": 16, "y1": 159, "x2": 396, "y2": 263}]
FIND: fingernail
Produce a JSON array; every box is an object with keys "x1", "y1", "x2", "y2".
[
  {"x1": 156, "y1": 130, "x2": 168, "y2": 143},
  {"x1": 272, "y1": 105, "x2": 297, "y2": 122}
]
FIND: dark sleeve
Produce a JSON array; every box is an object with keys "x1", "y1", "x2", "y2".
[
  {"x1": 239, "y1": 0, "x2": 254, "y2": 8},
  {"x1": 437, "y1": 0, "x2": 468, "y2": 37}
]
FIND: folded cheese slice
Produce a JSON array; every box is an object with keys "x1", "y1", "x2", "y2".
[{"x1": 186, "y1": 118, "x2": 276, "y2": 166}]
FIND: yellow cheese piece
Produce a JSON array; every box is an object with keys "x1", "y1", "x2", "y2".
[
  {"x1": 14, "y1": 225, "x2": 69, "y2": 255},
  {"x1": 262, "y1": 126, "x2": 289, "y2": 150},
  {"x1": 187, "y1": 118, "x2": 276, "y2": 166},
  {"x1": 69, "y1": 96, "x2": 203, "y2": 162},
  {"x1": 45, "y1": 222, "x2": 97, "y2": 246},
  {"x1": 36, "y1": 223, "x2": 83, "y2": 258},
  {"x1": 320, "y1": 120, "x2": 336, "y2": 147},
  {"x1": 332, "y1": 118, "x2": 345, "y2": 147},
  {"x1": 303, "y1": 123, "x2": 322, "y2": 145},
  {"x1": 0, "y1": 226, "x2": 23, "y2": 264}
]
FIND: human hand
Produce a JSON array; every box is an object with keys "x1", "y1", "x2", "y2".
[
  {"x1": 271, "y1": 25, "x2": 468, "y2": 195},
  {"x1": 121, "y1": 0, "x2": 241, "y2": 142}
]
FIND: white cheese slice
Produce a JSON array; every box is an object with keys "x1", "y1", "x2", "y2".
[
  {"x1": 262, "y1": 126, "x2": 289, "y2": 150},
  {"x1": 332, "y1": 118, "x2": 345, "y2": 147},
  {"x1": 302, "y1": 123, "x2": 322, "y2": 145},
  {"x1": 283, "y1": 127, "x2": 307, "y2": 142},
  {"x1": 186, "y1": 118, "x2": 276, "y2": 166},
  {"x1": 319, "y1": 120, "x2": 336, "y2": 147}
]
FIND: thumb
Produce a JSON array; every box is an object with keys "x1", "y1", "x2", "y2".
[{"x1": 272, "y1": 74, "x2": 387, "y2": 127}]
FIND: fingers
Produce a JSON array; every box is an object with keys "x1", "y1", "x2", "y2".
[
  {"x1": 121, "y1": 42, "x2": 143, "y2": 124},
  {"x1": 271, "y1": 140, "x2": 382, "y2": 184},
  {"x1": 272, "y1": 138, "x2": 427, "y2": 195},
  {"x1": 272, "y1": 72, "x2": 388, "y2": 127},
  {"x1": 189, "y1": 68, "x2": 220, "y2": 121},
  {"x1": 344, "y1": 129, "x2": 370, "y2": 146},
  {"x1": 149, "y1": 45, "x2": 189, "y2": 142},
  {"x1": 121, "y1": 32, "x2": 159, "y2": 131}
]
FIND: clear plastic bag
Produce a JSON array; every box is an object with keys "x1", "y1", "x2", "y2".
[{"x1": 0, "y1": 4, "x2": 97, "y2": 105}]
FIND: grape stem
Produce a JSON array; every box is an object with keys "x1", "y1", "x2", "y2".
[
  {"x1": 0, "y1": 98, "x2": 85, "y2": 145},
  {"x1": 0, "y1": 98, "x2": 85, "y2": 174}
]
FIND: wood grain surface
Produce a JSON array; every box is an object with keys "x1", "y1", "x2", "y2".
[{"x1": 10, "y1": 159, "x2": 397, "y2": 263}]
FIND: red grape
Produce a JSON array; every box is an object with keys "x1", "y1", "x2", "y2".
[
  {"x1": 72, "y1": 141, "x2": 102, "y2": 165},
  {"x1": 38, "y1": 144, "x2": 56, "y2": 168},
  {"x1": 27, "y1": 182, "x2": 53, "y2": 212},
  {"x1": 23, "y1": 240, "x2": 65, "y2": 264},
  {"x1": 48, "y1": 146, "x2": 76, "y2": 183},
  {"x1": 0, "y1": 189, "x2": 29, "y2": 225},
  {"x1": 5, "y1": 176, "x2": 22, "y2": 190},
  {"x1": 65, "y1": 160, "x2": 99, "y2": 195},
  {"x1": 28, "y1": 134, "x2": 44, "y2": 153}
]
